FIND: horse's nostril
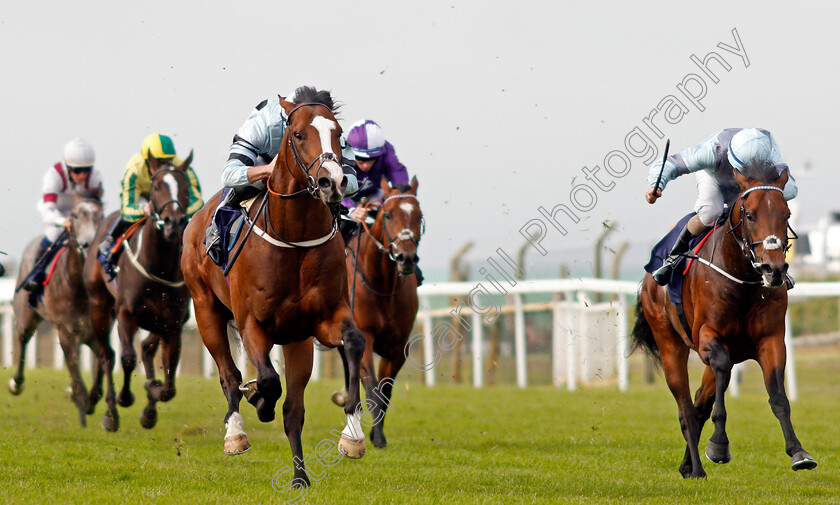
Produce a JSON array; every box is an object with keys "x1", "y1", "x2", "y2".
[
  {"x1": 395, "y1": 254, "x2": 405, "y2": 263},
  {"x1": 318, "y1": 177, "x2": 332, "y2": 190},
  {"x1": 340, "y1": 176, "x2": 348, "y2": 191}
]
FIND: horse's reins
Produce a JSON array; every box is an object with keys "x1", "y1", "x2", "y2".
[{"x1": 687, "y1": 185, "x2": 795, "y2": 285}]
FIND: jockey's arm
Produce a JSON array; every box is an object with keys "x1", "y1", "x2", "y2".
[
  {"x1": 647, "y1": 131, "x2": 721, "y2": 192},
  {"x1": 182, "y1": 164, "x2": 204, "y2": 217},
  {"x1": 120, "y1": 158, "x2": 148, "y2": 222},
  {"x1": 38, "y1": 169, "x2": 68, "y2": 228}
]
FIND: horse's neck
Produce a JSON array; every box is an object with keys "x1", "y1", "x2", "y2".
[
  {"x1": 61, "y1": 241, "x2": 87, "y2": 293},
  {"x1": 265, "y1": 171, "x2": 334, "y2": 241},
  {"x1": 360, "y1": 225, "x2": 400, "y2": 292},
  {"x1": 139, "y1": 222, "x2": 182, "y2": 278},
  {"x1": 707, "y1": 221, "x2": 761, "y2": 283}
]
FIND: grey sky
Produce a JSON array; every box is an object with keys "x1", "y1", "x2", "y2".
[{"x1": 1, "y1": 1, "x2": 837, "y2": 277}]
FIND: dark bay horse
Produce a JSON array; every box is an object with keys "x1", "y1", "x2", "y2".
[
  {"x1": 181, "y1": 88, "x2": 367, "y2": 488},
  {"x1": 10, "y1": 195, "x2": 108, "y2": 427},
  {"x1": 632, "y1": 162, "x2": 816, "y2": 478},
  {"x1": 333, "y1": 177, "x2": 422, "y2": 448},
  {"x1": 83, "y1": 154, "x2": 193, "y2": 430}
]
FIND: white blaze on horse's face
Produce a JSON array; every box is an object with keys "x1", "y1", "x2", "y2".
[
  {"x1": 310, "y1": 115, "x2": 344, "y2": 190},
  {"x1": 162, "y1": 172, "x2": 180, "y2": 203},
  {"x1": 73, "y1": 201, "x2": 102, "y2": 249},
  {"x1": 399, "y1": 202, "x2": 414, "y2": 217}
]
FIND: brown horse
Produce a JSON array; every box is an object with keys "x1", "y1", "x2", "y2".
[
  {"x1": 333, "y1": 177, "x2": 421, "y2": 448},
  {"x1": 83, "y1": 155, "x2": 193, "y2": 431},
  {"x1": 632, "y1": 162, "x2": 816, "y2": 478},
  {"x1": 10, "y1": 195, "x2": 108, "y2": 427},
  {"x1": 181, "y1": 88, "x2": 367, "y2": 488}
]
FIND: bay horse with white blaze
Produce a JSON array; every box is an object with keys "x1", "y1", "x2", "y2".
[
  {"x1": 83, "y1": 154, "x2": 193, "y2": 431},
  {"x1": 180, "y1": 88, "x2": 367, "y2": 488},
  {"x1": 10, "y1": 195, "x2": 108, "y2": 428},
  {"x1": 632, "y1": 161, "x2": 816, "y2": 478},
  {"x1": 332, "y1": 177, "x2": 422, "y2": 448}
]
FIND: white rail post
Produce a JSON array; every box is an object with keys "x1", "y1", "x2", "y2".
[
  {"x1": 472, "y1": 309, "x2": 483, "y2": 388},
  {"x1": 785, "y1": 312, "x2": 798, "y2": 401},
  {"x1": 270, "y1": 345, "x2": 283, "y2": 373},
  {"x1": 3, "y1": 306, "x2": 14, "y2": 368},
  {"x1": 110, "y1": 323, "x2": 121, "y2": 373},
  {"x1": 52, "y1": 332, "x2": 64, "y2": 370},
  {"x1": 80, "y1": 344, "x2": 92, "y2": 372},
  {"x1": 25, "y1": 327, "x2": 38, "y2": 369},
  {"x1": 421, "y1": 295, "x2": 435, "y2": 386},
  {"x1": 551, "y1": 296, "x2": 564, "y2": 387},
  {"x1": 579, "y1": 296, "x2": 590, "y2": 383},
  {"x1": 202, "y1": 346, "x2": 215, "y2": 378},
  {"x1": 235, "y1": 343, "x2": 247, "y2": 376},
  {"x1": 312, "y1": 341, "x2": 322, "y2": 381},
  {"x1": 617, "y1": 294, "x2": 629, "y2": 392},
  {"x1": 565, "y1": 292, "x2": 577, "y2": 392},
  {"x1": 513, "y1": 293, "x2": 527, "y2": 388}
]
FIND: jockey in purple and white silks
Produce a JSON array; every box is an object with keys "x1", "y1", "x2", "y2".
[
  {"x1": 341, "y1": 119, "x2": 409, "y2": 223},
  {"x1": 645, "y1": 128, "x2": 798, "y2": 286},
  {"x1": 204, "y1": 87, "x2": 358, "y2": 265},
  {"x1": 23, "y1": 139, "x2": 104, "y2": 291}
]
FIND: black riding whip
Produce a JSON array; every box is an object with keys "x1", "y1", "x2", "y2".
[{"x1": 654, "y1": 138, "x2": 671, "y2": 194}]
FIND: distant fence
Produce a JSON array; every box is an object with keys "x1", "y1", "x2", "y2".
[{"x1": 3, "y1": 277, "x2": 840, "y2": 397}]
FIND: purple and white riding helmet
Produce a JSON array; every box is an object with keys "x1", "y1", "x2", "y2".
[{"x1": 347, "y1": 119, "x2": 386, "y2": 159}]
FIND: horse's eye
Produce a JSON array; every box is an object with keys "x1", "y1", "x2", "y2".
[
  {"x1": 745, "y1": 212, "x2": 755, "y2": 222},
  {"x1": 383, "y1": 212, "x2": 391, "y2": 220},
  {"x1": 294, "y1": 131, "x2": 303, "y2": 141}
]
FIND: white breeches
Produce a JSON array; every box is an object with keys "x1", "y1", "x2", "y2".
[{"x1": 693, "y1": 169, "x2": 725, "y2": 227}]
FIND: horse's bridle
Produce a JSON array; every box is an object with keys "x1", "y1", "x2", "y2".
[
  {"x1": 149, "y1": 166, "x2": 187, "y2": 229},
  {"x1": 362, "y1": 194, "x2": 424, "y2": 262},
  {"x1": 728, "y1": 185, "x2": 797, "y2": 273},
  {"x1": 268, "y1": 102, "x2": 340, "y2": 200}
]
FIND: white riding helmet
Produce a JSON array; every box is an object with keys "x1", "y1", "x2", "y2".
[
  {"x1": 63, "y1": 138, "x2": 95, "y2": 168},
  {"x1": 727, "y1": 128, "x2": 779, "y2": 171}
]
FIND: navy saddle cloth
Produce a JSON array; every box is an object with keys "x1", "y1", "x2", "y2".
[
  {"x1": 209, "y1": 187, "x2": 250, "y2": 271},
  {"x1": 644, "y1": 212, "x2": 711, "y2": 305}
]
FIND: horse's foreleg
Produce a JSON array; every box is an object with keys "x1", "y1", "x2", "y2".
[
  {"x1": 357, "y1": 334, "x2": 387, "y2": 448},
  {"x1": 661, "y1": 343, "x2": 705, "y2": 478},
  {"x1": 319, "y1": 315, "x2": 366, "y2": 459},
  {"x1": 756, "y1": 336, "x2": 817, "y2": 471},
  {"x1": 701, "y1": 339, "x2": 732, "y2": 464},
  {"x1": 91, "y1": 335, "x2": 119, "y2": 432},
  {"x1": 86, "y1": 297, "x2": 113, "y2": 413},
  {"x1": 372, "y1": 354, "x2": 408, "y2": 448},
  {"x1": 116, "y1": 310, "x2": 139, "y2": 407},
  {"x1": 681, "y1": 365, "x2": 716, "y2": 469},
  {"x1": 8, "y1": 303, "x2": 38, "y2": 395},
  {"x1": 330, "y1": 346, "x2": 350, "y2": 407},
  {"x1": 138, "y1": 331, "x2": 171, "y2": 429},
  {"x1": 282, "y1": 340, "x2": 313, "y2": 488},
  {"x1": 241, "y1": 318, "x2": 281, "y2": 423},
  {"x1": 58, "y1": 331, "x2": 89, "y2": 428}
]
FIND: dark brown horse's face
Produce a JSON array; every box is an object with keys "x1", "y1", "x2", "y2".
[
  {"x1": 148, "y1": 154, "x2": 192, "y2": 242},
  {"x1": 379, "y1": 177, "x2": 422, "y2": 275},
  {"x1": 734, "y1": 169, "x2": 791, "y2": 288},
  {"x1": 70, "y1": 196, "x2": 103, "y2": 251},
  {"x1": 279, "y1": 98, "x2": 347, "y2": 205}
]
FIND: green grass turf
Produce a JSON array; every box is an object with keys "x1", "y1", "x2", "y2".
[{"x1": 0, "y1": 347, "x2": 838, "y2": 505}]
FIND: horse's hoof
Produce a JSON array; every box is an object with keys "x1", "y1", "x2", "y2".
[
  {"x1": 791, "y1": 450, "x2": 817, "y2": 471},
  {"x1": 8, "y1": 378, "x2": 23, "y2": 395},
  {"x1": 331, "y1": 390, "x2": 347, "y2": 407},
  {"x1": 338, "y1": 437, "x2": 366, "y2": 459},
  {"x1": 140, "y1": 404, "x2": 158, "y2": 429},
  {"x1": 371, "y1": 429, "x2": 387, "y2": 449},
  {"x1": 705, "y1": 440, "x2": 731, "y2": 464},
  {"x1": 117, "y1": 390, "x2": 135, "y2": 407},
  {"x1": 145, "y1": 379, "x2": 164, "y2": 400},
  {"x1": 239, "y1": 379, "x2": 260, "y2": 403},
  {"x1": 102, "y1": 411, "x2": 119, "y2": 432},
  {"x1": 224, "y1": 434, "x2": 251, "y2": 455}
]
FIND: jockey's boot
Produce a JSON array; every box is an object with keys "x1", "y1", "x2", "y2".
[
  {"x1": 98, "y1": 218, "x2": 131, "y2": 280},
  {"x1": 652, "y1": 225, "x2": 694, "y2": 286},
  {"x1": 21, "y1": 238, "x2": 52, "y2": 291},
  {"x1": 205, "y1": 186, "x2": 261, "y2": 266}
]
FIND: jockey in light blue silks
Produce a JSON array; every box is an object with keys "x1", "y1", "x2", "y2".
[
  {"x1": 645, "y1": 128, "x2": 798, "y2": 287},
  {"x1": 204, "y1": 86, "x2": 359, "y2": 265}
]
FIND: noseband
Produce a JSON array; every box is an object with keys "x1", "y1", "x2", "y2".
[
  {"x1": 363, "y1": 194, "x2": 424, "y2": 262},
  {"x1": 268, "y1": 102, "x2": 340, "y2": 200},
  {"x1": 728, "y1": 185, "x2": 797, "y2": 273}
]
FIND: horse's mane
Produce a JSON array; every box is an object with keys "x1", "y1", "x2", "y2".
[
  {"x1": 740, "y1": 159, "x2": 788, "y2": 184},
  {"x1": 293, "y1": 86, "x2": 340, "y2": 115},
  {"x1": 391, "y1": 183, "x2": 412, "y2": 193}
]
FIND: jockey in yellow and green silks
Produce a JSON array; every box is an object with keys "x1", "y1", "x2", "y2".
[{"x1": 98, "y1": 133, "x2": 203, "y2": 276}]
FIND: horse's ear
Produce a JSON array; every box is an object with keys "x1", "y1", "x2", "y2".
[
  {"x1": 776, "y1": 166, "x2": 790, "y2": 188},
  {"x1": 733, "y1": 168, "x2": 749, "y2": 189},
  {"x1": 278, "y1": 94, "x2": 296, "y2": 116},
  {"x1": 381, "y1": 177, "x2": 391, "y2": 194},
  {"x1": 179, "y1": 149, "x2": 194, "y2": 171},
  {"x1": 409, "y1": 175, "x2": 419, "y2": 195},
  {"x1": 146, "y1": 149, "x2": 160, "y2": 171}
]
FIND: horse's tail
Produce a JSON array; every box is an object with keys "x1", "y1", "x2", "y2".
[{"x1": 629, "y1": 287, "x2": 662, "y2": 366}]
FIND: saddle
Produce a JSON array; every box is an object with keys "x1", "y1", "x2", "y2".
[{"x1": 18, "y1": 234, "x2": 69, "y2": 307}]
